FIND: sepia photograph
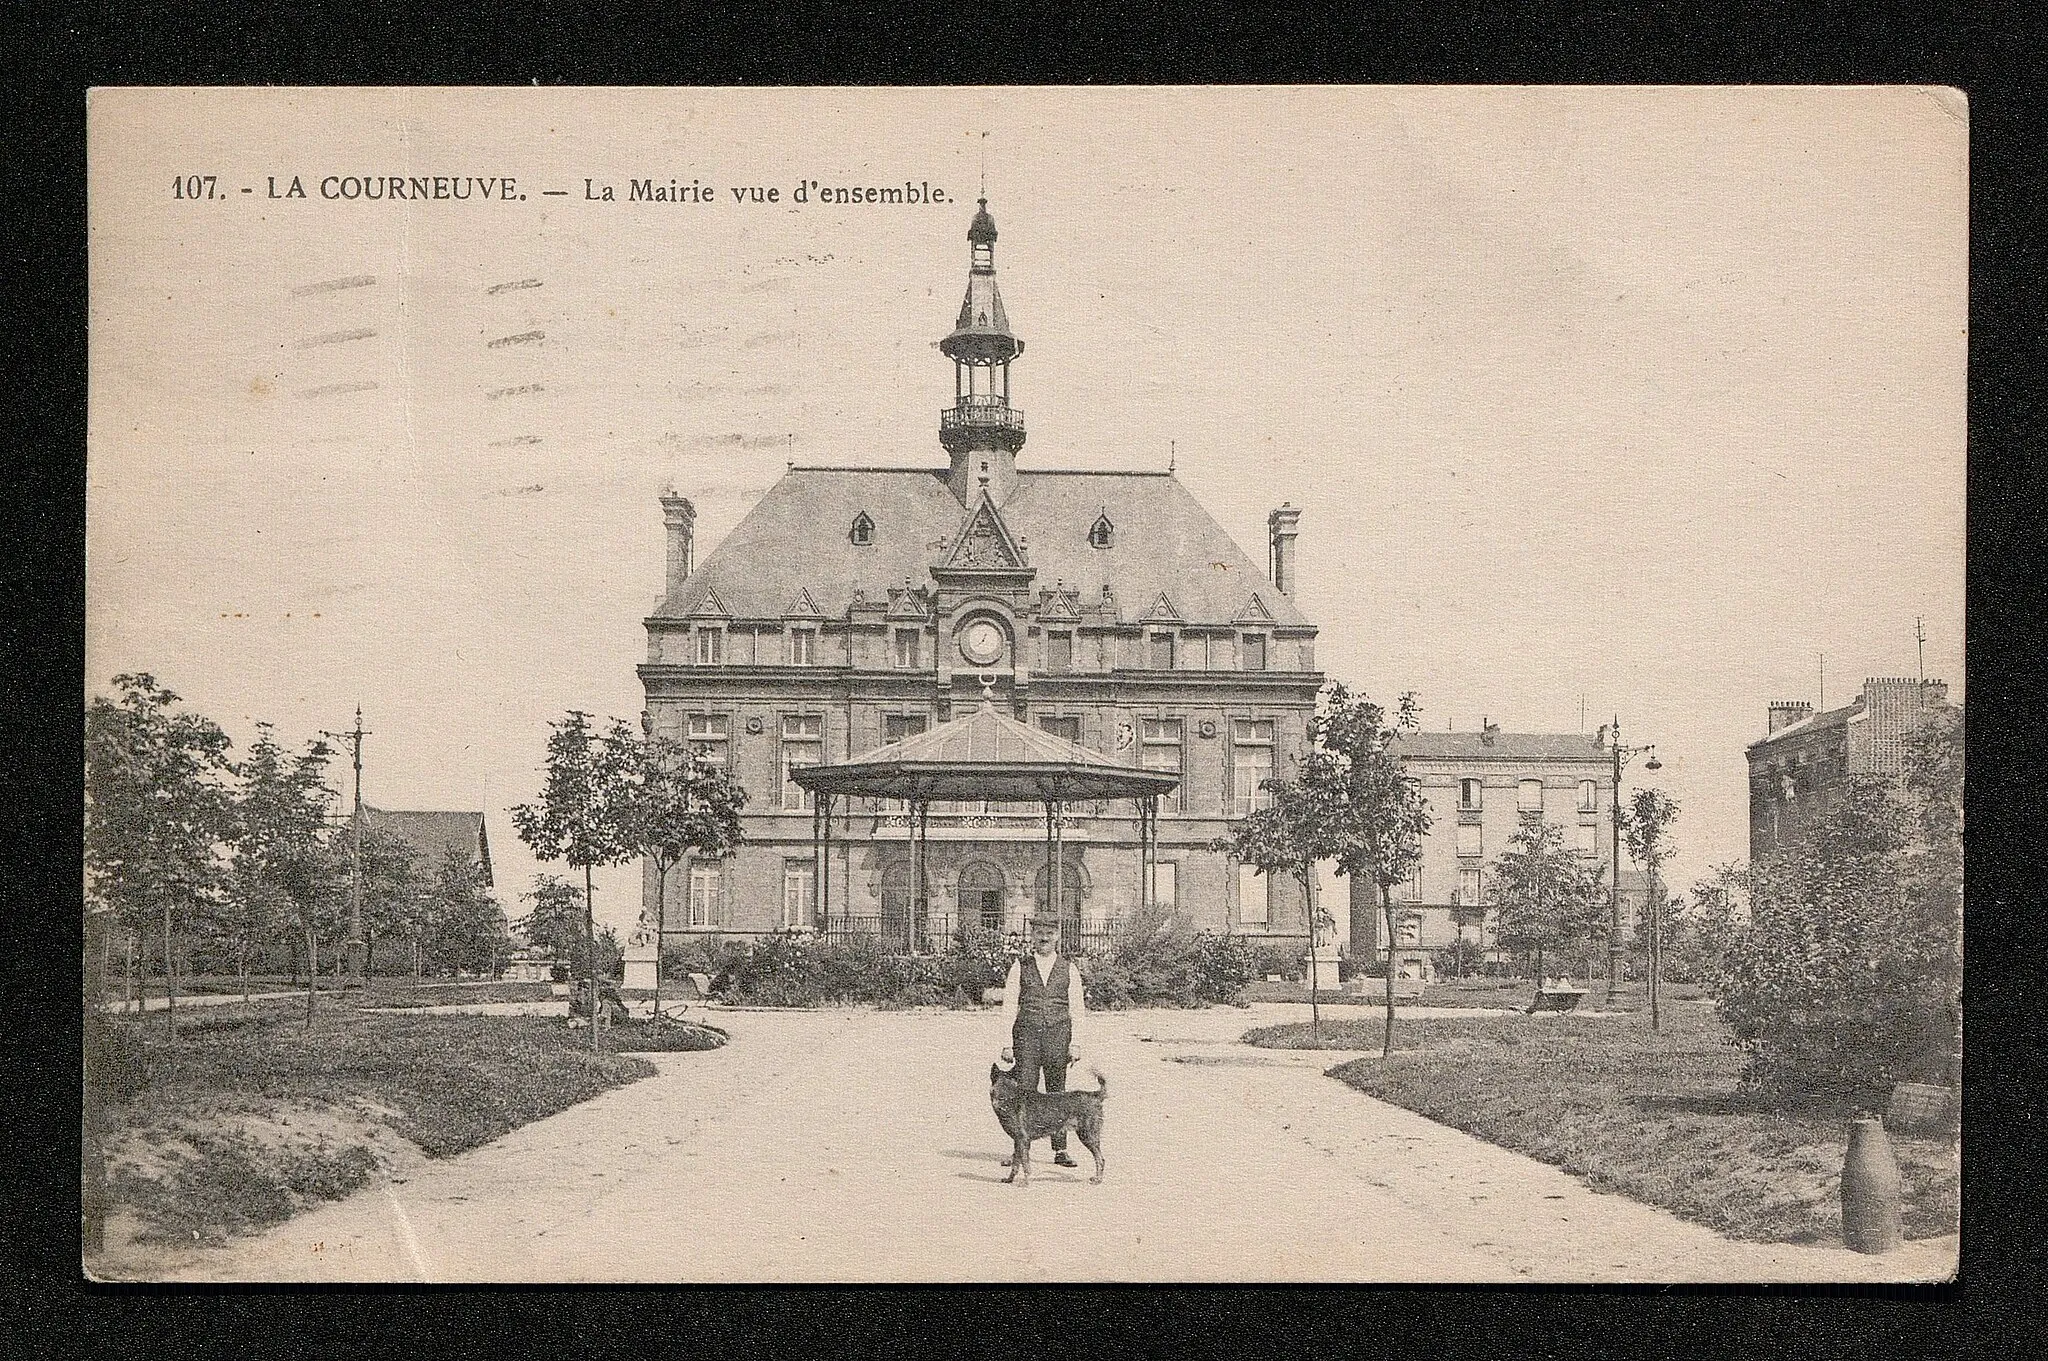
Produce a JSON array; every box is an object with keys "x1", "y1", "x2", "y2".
[{"x1": 82, "y1": 85, "x2": 1964, "y2": 1283}]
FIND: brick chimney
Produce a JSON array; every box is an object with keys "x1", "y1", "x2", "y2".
[
  {"x1": 1268, "y1": 504, "x2": 1301, "y2": 596},
  {"x1": 1767, "y1": 700, "x2": 1813, "y2": 735},
  {"x1": 661, "y1": 492, "x2": 696, "y2": 597}
]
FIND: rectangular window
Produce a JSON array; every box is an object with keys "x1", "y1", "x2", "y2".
[
  {"x1": 782, "y1": 860, "x2": 816, "y2": 928},
  {"x1": 687, "y1": 863, "x2": 722, "y2": 927},
  {"x1": 1458, "y1": 868, "x2": 1483, "y2": 907},
  {"x1": 1241, "y1": 634, "x2": 1266, "y2": 672},
  {"x1": 1045, "y1": 631, "x2": 1073, "y2": 673},
  {"x1": 1149, "y1": 632, "x2": 1176, "y2": 670},
  {"x1": 1231, "y1": 719, "x2": 1275, "y2": 817},
  {"x1": 1518, "y1": 778, "x2": 1545, "y2": 813},
  {"x1": 1404, "y1": 868, "x2": 1424, "y2": 901},
  {"x1": 1456, "y1": 822, "x2": 1483, "y2": 858},
  {"x1": 893, "y1": 628, "x2": 920, "y2": 669},
  {"x1": 1038, "y1": 715, "x2": 1081, "y2": 744},
  {"x1": 1236, "y1": 863, "x2": 1269, "y2": 927},
  {"x1": 790, "y1": 629, "x2": 817, "y2": 666},
  {"x1": 1150, "y1": 860, "x2": 1178, "y2": 910},
  {"x1": 695, "y1": 628, "x2": 724, "y2": 666},
  {"x1": 1141, "y1": 718, "x2": 1185, "y2": 811},
  {"x1": 1459, "y1": 778, "x2": 1483, "y2": 811},
  {"x1": 1577, "y1": 779, "x2": 1598, "y2": 813},
  {"x1": 684, "y1": 713, "x2": 730, "y2": 769},
  {"x1": 1574, "y1": 824, "x2": 1599, "y2": 856},
  {"x1": 781, "y1": 714, "x2": 824, "y2": 811}
]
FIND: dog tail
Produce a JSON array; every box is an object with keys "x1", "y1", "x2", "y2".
[{"x1": 1091, "y1": 1067, "x2": 1108, "y2": 1097}]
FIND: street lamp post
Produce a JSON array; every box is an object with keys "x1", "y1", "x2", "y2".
[{"x1": 1606, "y1": 716, "x2": 1660, "y2": 997}]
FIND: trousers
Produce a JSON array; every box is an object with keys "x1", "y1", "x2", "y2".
[{"x1": 1012, "y1": 1016, "x2": 1072, "y2": 1151}]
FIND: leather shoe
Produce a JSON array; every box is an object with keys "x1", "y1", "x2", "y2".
[{"x1": 1052, "y1": 1151, "x2": 1079, "y2": 1168}]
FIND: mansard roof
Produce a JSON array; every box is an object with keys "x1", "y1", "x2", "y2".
[
  {"x1": 1391, "y1": 731, "x2": 1612, "y2": 764},
  {"x1": 656, "y1": 467, "x2": 1312, "y2": 628}
]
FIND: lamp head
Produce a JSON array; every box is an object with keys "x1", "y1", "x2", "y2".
[{"x1": 1644, "y1": 748, "x2": 1662, "y2": 772}]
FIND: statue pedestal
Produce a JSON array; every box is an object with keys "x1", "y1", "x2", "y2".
[
  {"x1": 622, "y1": 943, "x2": 658, "y2": 992},
  {"x1": 1301, "y1": 945, "x2": 1344, "y2": 993}
]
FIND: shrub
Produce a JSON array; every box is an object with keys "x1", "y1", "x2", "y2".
[
  {"x1": 1088, "y1": 902, "x2": 1258, "y2": 1009},
  {"x1": 1254, "y1": 944, "x2": 1300, "y2": 982},
  {"x1": 711, "y1": 930, "x2": 1012, "y2": 1009},
  {"x1": 1432, "y1": 939, "x2": 1486, "y2": 979}
]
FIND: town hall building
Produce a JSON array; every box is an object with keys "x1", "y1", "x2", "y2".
[{"x1": 637, "y1": 200, "x2": 1324, "y2": 948}]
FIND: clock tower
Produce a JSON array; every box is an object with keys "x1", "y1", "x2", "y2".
[{"x1": 939, "y1": 198, "x2": 1025, "y2": 507}]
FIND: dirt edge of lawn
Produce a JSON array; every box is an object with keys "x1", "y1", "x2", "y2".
[
  {"x1": 1242, "y1": 1012, "x2": 1959, "y2": 1247},
  {"x1": 88, "y1": 1007, "x2": 727, "y2": 1275}
]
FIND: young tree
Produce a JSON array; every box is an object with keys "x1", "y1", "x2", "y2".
[
  {"x1": 1486, "y1": 817, "x2": 1609, "y2": 993},
  {"x1": 1215, "y1": 780, "x2": 1338, "y2": 1044},
  {"x1": 1618, "y1": 787, "x2": 1680, "y2": 1029},
  {"x1": 517, "y1": 873, "x2": 588, "y2": 970},
  {"x1": 234, "y1": 724, "x2": 339, "y2": 1028},
  {"x1": 611, "y1": 723, "x2": 747, "y2": 1016},
  {"x1": 356, "y1": 823, "x2": 425, "y2": 982},
  {"x1": 513, "y1": 711, "x2": 634, "y2": 1054},
  {"x1": 84, "y1": 674, "x2": 236, "y2": 1041},
  {"x1": 421, "y1": 846, "x2": 510, "y2": 977}
]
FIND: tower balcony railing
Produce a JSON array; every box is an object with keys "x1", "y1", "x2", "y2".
[{"x1": 940, "y1": 399, "x2": 1026, "y2": 435}]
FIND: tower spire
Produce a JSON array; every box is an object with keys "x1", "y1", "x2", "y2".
[{"x1": 939, "y1": 197, "x2": 1025, "y2": 505}]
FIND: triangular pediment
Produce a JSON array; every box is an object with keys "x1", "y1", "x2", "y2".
[
  {"x1": 1141, "y1": 591, "x2": 1183, "y2": 623},
  {"x1": 1235, "y1": 592, "x2": 1275, "y2": 623},
  {"x1": 1038, "y1": 587, "x2": 1081, "y2": 622},
  {"x1": 784, "y1": 587, "x2": 823, "y2": 618},
  {"x1": 886, "y1": 585, "x2": 929, "y2": 620},
  {"x1": 688, "y1": 584, "x2": 731, "y2": 619},
  {"x1": 941, "y1": 492, "x2": 1027, "y2": 571}
]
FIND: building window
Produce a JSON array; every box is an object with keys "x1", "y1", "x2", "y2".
[
  {"x1": 882, "y1": 714, "x2": 927, "y2": 811},
  {"x1": 1142, "y1": 718, "x2": 1185, "y2": 811},
  {"x1": 1089, "y1": 513, "x2": 1114, "y2": 549},
  {"x1": 782, "y1": 860, "x2": 816, "y2": 928},
  {"x1": 1397, "y1": 913, "x2": 1423, "y2": 947},
  {"x1": 849, "y1": 512, "x2": 874, "y2": 546},
  {"x1": 1577, "y1": 778, "x2": 1597, "y2": 813},
  {"x1": 1456, "y1": 822, "x2": 1483, "y2": 858},
  {"x1": 1240, "y1": 634, "x2": 1267, "y2": 672},
  {"x1": 1149, "y1": 632, "x2": 1175, "y2": 670},
  {"x1": 1150, "y1": 860, "x2": 1178, "y2": 910},
  {"x1": 1236, "y1": 863, "x2": 1268, "y2": 927},
  {"x1": 790, "y1": 629, "x2": 818, "y2": 666},
  {"x1": 892, "y1": 628, "x2": 920, "y2": 669},
  {"x1": 1231, "y1": 719, "x2": 1275, "y2": 817},
  {"x1": 1046, "y1": 630, "x2": 1073, "y2": 673},
  {"x1": 1459, "y1": 778, "x2": 1483, "y2": 811},
  {"x1": 1517, "y1": 778, "x2": 1544, "y2": 813},
  {"x1": 1574, "y1": 824, "x2": 1599, "y2": 856},
  {"x1": 1458, "y1": 868, "x2": 1483, "y2": 907},
  {"x1": 685, "y1": 713, "x2": 729, "y2": 769},
  {"x1": 695, "y1": 628, "x2": 724, "y2": 666},
  {"x1": 781, "y1": 714, "x2": 824, "y2": 811},
  {"x1": 1039, "y1": 715, "x2": 1082, "y2": 744},
  {"x1": 1404, "y1": 868, "x2": 1423, "y2": 902},
  {"x1": 687, "y1": 862, "x2": 722, "y2": 927}
]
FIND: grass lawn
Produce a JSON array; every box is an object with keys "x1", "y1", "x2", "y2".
[
  {"x1": 92, "y1": 1004, "x2": 720, "y2": 1252},
  {"x1": 1243, "y1": 1002, "x2": 1958, "y2": 1246},
  {"x1": 353, "y1": 980, "x2": 557, "y2": 1008}
]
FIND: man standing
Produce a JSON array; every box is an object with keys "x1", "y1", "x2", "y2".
[{"x1": 999, "y1": 916, "x2": 1088, "y2": 1168}]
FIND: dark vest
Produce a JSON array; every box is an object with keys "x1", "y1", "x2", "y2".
[{"x1": 1017, "y1": 954, "x2": 1072, "y2": 1027}]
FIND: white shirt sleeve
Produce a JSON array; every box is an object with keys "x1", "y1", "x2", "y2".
[
  {"x1": 999, "y1": 959, "x2": 1021, "y2": 1035},
  {"x1": 1068, "y1": 958, "x2": 1086, "y2": 1053}
]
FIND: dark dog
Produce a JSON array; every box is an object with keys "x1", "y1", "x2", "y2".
[{"x1": 989, "y1": 1063, "x2": 1107, "y2": 1186}]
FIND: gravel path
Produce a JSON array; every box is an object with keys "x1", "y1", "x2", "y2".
[{"x1": 117, "y1": 1003, "x2": 1956, "y2": 1283}]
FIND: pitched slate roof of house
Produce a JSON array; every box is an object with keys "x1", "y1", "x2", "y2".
[
  {"x1": 1745, "y1": 697, "x2": 1863, "y2": 751},
  {"x1": 656, "y1": 467, "x2": 1309, "y2": 628},
  {"x1": 363, "y1": 806, "x2": 494, "y2": 887},
  {"x1": 1391, "y1": 731, "x2": 1611, "y2": 762}
]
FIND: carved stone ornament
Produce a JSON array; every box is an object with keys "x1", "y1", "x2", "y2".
[
  {"x1": 746, "y1": 716, "x2": 764, "y2": 735},
  {"x1": 1199, "y1": 719, "x2": 1218, "y2": 739}
]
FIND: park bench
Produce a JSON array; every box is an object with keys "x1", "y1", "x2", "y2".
[{"x1": 1527, "y1": 986, "x2": 1586, "y2": 1014}]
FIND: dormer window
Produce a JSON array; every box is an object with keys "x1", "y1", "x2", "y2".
[
  {"x1": 850, "y1": 512, "x2": 874, "y2": 546},
  {"x1": 1088, "y1": 513, "x2": 1114, "y2": 549}
]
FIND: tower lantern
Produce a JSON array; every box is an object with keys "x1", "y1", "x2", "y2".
[{"x1": 940, "y1": 198, "x2": 1026, "y2": 504}]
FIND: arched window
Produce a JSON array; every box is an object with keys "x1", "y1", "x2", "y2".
[
  {"x1": 1088, "y1": 513, "x2": 1114, "y2": 549},
  {"x1": 849, "y1": 511, "x2": 875, "y2": 546},
  {"x1": 1577, "y1": 778, "x2": 1597, "y2": 813}
]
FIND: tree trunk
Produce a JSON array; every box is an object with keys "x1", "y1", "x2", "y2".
[
  {"x1": 124, "y1": 929, "x2": 135, "y2": 1013},
  {"x1": 305, "y1": 925, "x2": 318, "y2": 1028},
  {"x1": 1648, "y1": 865, "x2": 1662, "y2": 1031},
  {"x1": 1302, "y1": 868, "x2": 1320, "y2": 1048},
  {"x1": 161, "y1": 900, "x2": 178, "y2": 1045},
  {"x1": 238, "y1": 942, "x2": 250, "y2": 1007},
  {"x1": 652, "y1": 860, "x2": 669, "y2": 1020},
  {"x1": 365, "y1": 934, "x2": 377, "y2": 987},
  {"x1": 1381, "y1": 883, "x2": 1397, "y2": 1058},
  {"x1": 585, "y1": 863, "x2": 599, "y2": 1056}
]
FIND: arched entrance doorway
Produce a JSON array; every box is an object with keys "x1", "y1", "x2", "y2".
[
  {"x1": 1032, "y1": 860, "x2": 1085, "y2": 950},
  {"x1": 957, "y1": 860, "x2": 1005, "y2": 934}
]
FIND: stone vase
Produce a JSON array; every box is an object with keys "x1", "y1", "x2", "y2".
[{"x1": 1841, "y1": 1116, "x2": 1904, "y2": 1253}]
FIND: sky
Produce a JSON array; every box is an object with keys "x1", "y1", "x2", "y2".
[{"x1": 86, "y1": 86, "x2": 1967, "y2": 933}]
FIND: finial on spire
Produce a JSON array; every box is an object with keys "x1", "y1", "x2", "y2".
[{"x1": 1168, "y1": 440, "x2": 1176, "y2": 473}]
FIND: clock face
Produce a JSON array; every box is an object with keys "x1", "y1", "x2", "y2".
[{"x1": 960, "y1": 619, "x2": 1005, "y2": 665}]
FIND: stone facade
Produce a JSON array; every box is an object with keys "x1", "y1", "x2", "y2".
[
  {"x1": 1380, "y1": 727, "x2": 1622, "y2": 979},
  {"x1": 636, "y1": 202, "x2": 1323, "y2": 947},
  {"x1": 1745, "y1": 677, "x2": 1950, "y2": 859}
]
